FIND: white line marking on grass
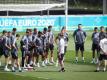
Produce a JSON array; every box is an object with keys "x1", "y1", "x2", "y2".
[{"x1": 14, "y1": 73, "x2": 50, "y2": 80}]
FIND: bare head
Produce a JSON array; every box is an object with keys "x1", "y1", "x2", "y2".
[
  {"x1": 34, "y1": 28, "x2": 38, "y2": 34},
  {"x1": 2, "y1": 30, "x2": 7, "y2": 36},
  {"x1": 78, "y1": 24, "x2": 82, "y2": 30},
  {"x1": 100, "y1": 26, "x2": 105, "y2": 32},
  {"x1": 48, "y1": 25, "x2": 52, "y2": 32},
  {"x1": 94, "y1": 27, "x2": 98, "y2": 32},
  {"x1": 43, "y1": 27, "x2": 47, "y2": 34}
]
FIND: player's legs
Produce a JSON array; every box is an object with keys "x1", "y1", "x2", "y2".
[
  {"x1": 103, "y1": 60, "x2": 107, "y2": 72},
  {"x1": 58, "y1": 54, "x2": 65, "y2": 72},
  {"x1": 96, "y1": 47, "x2": 100, "y2": 64},
  {"x1": 91, "y1": 50, "x2": 96, "y2": 63},
  {"x1": 4, "y1": 50, "x2": 10, "y2": 71},
  {"x1": 16, "y1": 58, "x2": 21, "y2": 72},
  {"x1": 80, "y1": 43, "x2": 85, "y2": 62},
  {"x1": 26, "y1": 50, "x2": 33, "y2": 68},
  {"x1": 11, "y1": 58, "x2": 15, "y2": 72},
  {"x1": 96, "y1": 61, "x2": 102, "y2": 71},
  {"x1": 11, "y1": 49, "x2": 21, "y2": 72},
  {"x1": 40, "y1": 50, "x2": 45, "y2": 67},
  {"x1": 55, "y1": 52, "x2": 59, "y2": 67},
  {"x1": 75, "y1": 44, "x2": 79, "y2": 63},
  {"x1": 36, "y1": 53, "x2": 40, "y2": 67},
  {"x1": 44, "y1": 48, "x2": 50, "y2": 64},
  {"x1": 21, "y1": 50, "x2": 26, "y2": 69},
  {"x1": 50, "y1": 44, "x2": 54, "y2": 63},
  {"x1": 33, "y1": 48, "x2": 39, "y2": 66},
  {"x1": 95, "y1": 54, "x2": 103, "y2": 72},
  {"x1": 32, "y1": 54, "x2": 36, "y2": 66},
  {"x1": 27, "y1": 51, "x2": 33, "y2": 67},
  {"x1": 91, "y1": 44, "x2": 96, "y2": 63}
]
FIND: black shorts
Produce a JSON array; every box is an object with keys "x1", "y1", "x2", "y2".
[
  {"x1": 33, "y1": 48, "x2": 37, "y2": 56},
  {"x1": 99, "y1": 54, "x2": 107, "y2": 61},
  {"x1": 92, "y1": 43, "x2": 100, "y2": 51},
  {"x1": 46, "y1": 44, "x2": 54, "y2": 52},
  {"x1": 75, "y1": 43, "x2": 84, "y2": 51},
  {"x1": 58, "y1": 54, "x2": 64, "y2": 61},
  {"x1": 25, "y1": 49, "x2": 33, "y2": 56},
  {"x1": 36, "y1": 48, "x2": 44, "y2": 55},
  {"x1": 49, "y1": 44, "x2": 54, "y2": 51},
  {"x1": 11, "y1": 49, "x2": 18, "y2": 59},
  {"x1": 3, "y1": 49, "x2": 10, "y2": 58}
]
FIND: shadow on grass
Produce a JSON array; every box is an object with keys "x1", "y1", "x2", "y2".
[
  {"x1": 65, "y1": 60, "x2": 95, "y2": 66},
  {"x1": 73, "y1": 70, "x2": 96, "y2": 72},
  {"x1": 35, "y1": 70, "x2": 59, "y2": 73}
]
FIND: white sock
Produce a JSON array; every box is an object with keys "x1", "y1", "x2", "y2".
[
  {"x1": 12, "y1": 67, "x2": 15, "y2": 70},
  {"x1": 43, "y1": 61, "x2": 46, "y2": 66},
  {"x1": 5, "y1": 65, "x2": 8, "y2": 69},
  {"x1": 37, "y1": 63, "x2": 40, "y2": 67},
  {"x1": 76, "y1": 57, "x2": 78, "y2": 61},
  {"x1": 82, "y1": 57, "x2": 84, "y2": 61},
  {"x1": 51, "y1": 57, "x2": 54, "y2": 62},
  {"x1": 47, "y1": 58, "x2": 49, "y2": 63},
  {"x1": 55, "y1": 60, "x2": 59, "y2": 67},
  {"x1": 30, "y1": 61, "x2": 33, "y2": 65},
  {"x1": 42, "y1": 61, "x2": 45, "y2": 64},
  {"x1": 45, "y1": 58, "x2": 49, "y2": 63},
  {"x1": 97, "y1": 67, "x2": 100, "y2": 71},
  {"x1": 33, "y1": 62, "x2": 36, "y2": 65},
  {"x1": 96, "y1": 59, "x2": 99, "y2": 63},
  {"x1": 45, "y1": 59, "x2": 47, "y2": 63},
  {"x1": 92, "y1": 58, "x2": 95, "y2": 62},
  {"x1": 18, "y1": 66, "x2": 21, "y2": 70},
  {"x1": 104, "y1": 67, "x2": 106, "y2": 71},
  {"x1": 0, "y1": 61, "x2": 1, "y2": 66},
  {"x1": 27, "y1": 64, "x2": 30, "y2": 67}
]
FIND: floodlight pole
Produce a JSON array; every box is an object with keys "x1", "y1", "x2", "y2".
[
  {"x1": 47, "y1": 0, "x2": 50, "y2": 16},
  {"x1": 65, "y1": 0, "x2": 68, "y2": 30},
  {"x1": 103, "y1": 0, "x2": 107, "y2": 14},
  {"x1": 7, "y1": 11, "x2": 9, "y2": 16}
]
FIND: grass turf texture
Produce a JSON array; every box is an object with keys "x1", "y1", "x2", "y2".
[{"x1": 0, "y1": 31, "x2": 107, "y2": 80}]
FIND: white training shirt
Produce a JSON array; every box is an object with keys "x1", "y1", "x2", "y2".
[
  {"x1": 58, "y1": 38, "x2": 65, "y2": 55},
  {"x1": 99, "y1": 38, "x2": 107, "y2": 54}
]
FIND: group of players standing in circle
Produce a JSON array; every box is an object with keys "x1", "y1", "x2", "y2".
[
  {"x1": 0, "y1": 26, "x2": 68, "y2": 72},
  {"x1": 0, "y1": 24, "x2": 107, "y2": 72}
]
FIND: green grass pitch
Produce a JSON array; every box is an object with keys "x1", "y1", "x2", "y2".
[{"x1": 0, "y1": 31, "x2": 107, "y2": 80}]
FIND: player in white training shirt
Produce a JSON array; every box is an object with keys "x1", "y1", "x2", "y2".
[
  {"x1": 58, "y1": 34, "x2": 65, "y2": 72},
  {"x1": 95, "y1": 35, "x2": 107, "y2": 72}
]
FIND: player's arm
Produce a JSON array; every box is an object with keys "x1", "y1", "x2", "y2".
[
  {"x1": 12, "y1": 39, "x2": 17, "y2": 50},
  {"x1": 66, "y1": 33, "x2": 69, "y2": 42},
  {"x1": 53, "y1": 34, "x2": 55, "y2": 44},
  {"x1": 73, "y1": 30, "x2": 77, "y2": 43},
  {"x1": 84, "y1": 31, "x2": 87, "y2": 42},
  {"x1": 5, "y1": 37, "x2": 11, "y2": 50},
  {"x1": 21, "y1": 36, "x2": 27, "y2": 48},
  {"x1": 55, "y1": 34, "x2": 59, "y2": 44},
  {"x1": 99, "y1": 41, "x2": 106, "y2": 55},
  {"x1": 33, "y1": 37, "x2": 36, "y2": 47}
]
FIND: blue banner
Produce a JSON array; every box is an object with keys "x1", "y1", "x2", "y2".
[{"x1": 0, "y1": 15, "x2": 107, "y2": 32}]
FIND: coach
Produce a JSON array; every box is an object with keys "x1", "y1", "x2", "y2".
[{"x1": 73, "y1": 24, "x2": 87, "y2": 63}]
